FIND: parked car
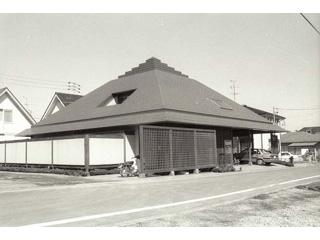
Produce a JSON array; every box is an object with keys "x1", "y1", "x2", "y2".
[
  {"x1": 278, "y1": 151, "x2": 301, "y2": 162},
  {"x1": 233, "y1": 148, "x2": 273, "y2": 165}
]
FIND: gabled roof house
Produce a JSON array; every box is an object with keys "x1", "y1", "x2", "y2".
[
  {"x1": 41, "y1": 92, "x2": 82, "y2": 120},
  {"x1": 0, "y1": 87, "x2": 36, "y2": 141},
  {"x1": 299, "y1": 126, "x2": 320, "y2": 135},
  {"x1": 281, "y1": 131, "x2": 320, "y2": 158},
  {"x1": 243, "y1": 105, "x2": 286, "y2": 125}
]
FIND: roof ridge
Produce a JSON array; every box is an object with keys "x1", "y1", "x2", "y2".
[{"x1": 118, "y1": 57, "x2": 189, "y2": 78}]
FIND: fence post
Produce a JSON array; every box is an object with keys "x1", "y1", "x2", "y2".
[
  {"x1": 25, "y1": 141, "x2": 28, "y2": 168},
  {"x1": 4, "y1": 143, "x2": 6, "y2": 167},
  {"x1": 193, "y1": 130, "x2": 199, "y2": 174},
  {"x1": 84, "y1": 135, "x2": 90, "y2": 176},
  {"x1": 169, "y1": 129, "x2": 174, "y2": 176},
  {"x1": 51, "y1": 140, "x2": 54, "y2": 169},
  {"x1": 138, "y1": 126, "x2": 145, "y2": 177}
]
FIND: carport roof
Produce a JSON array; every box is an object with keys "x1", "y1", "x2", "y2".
[{"x1": 19, "y1": 57, "x2": 285, "y2": 137}]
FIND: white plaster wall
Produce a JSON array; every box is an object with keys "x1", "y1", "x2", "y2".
[
  {"x1": 0, "y1": 95, "x2": 32, "y2": 139},
  {"x1": 125, "y1": 135, "x2": 136, "y2": 161},
  {"x1": 89, "y1": 138, "x2": 124, "y2": 165},
  {"x1": 27, "y1": 141, "x2": 52, "y2": 164},
  {"x1": 254, "y1": 133, "x2": 271, "y2": 150},
  {"x1": 254, "y1": 133, "x2": 282, "y2": 151},
  {"x1": 6, "y1": 142, "x2": 26, "y2": 163},
  {"x1": 0, "y1": 144, "x2": 4, "y2": 163},
  {"x1": 53, "y1": 138, "x2": 84, "y2": 165}
]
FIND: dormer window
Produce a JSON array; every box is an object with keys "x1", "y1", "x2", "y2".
[
  {"x1": 100, "y1": 89, "x2": 136, "y2": 107},
  {"x1": 112, "y1": 90, "x2": 135, "y2": 104}
]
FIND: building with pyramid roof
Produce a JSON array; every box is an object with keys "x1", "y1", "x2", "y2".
[{"x1": 19, "y1": 58, "x2": 285, "y2": 174}]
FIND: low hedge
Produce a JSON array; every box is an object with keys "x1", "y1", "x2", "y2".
[{"x1": 0, "y1": 165, "x2": 119, "y2": 176}]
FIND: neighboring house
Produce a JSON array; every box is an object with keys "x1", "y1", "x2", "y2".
[
  {"x1": 20, "y1": 58, "x2": 284, "y2": 173},
  {"x1": 243, "y1": 105, "x2": 286, "y2": 153},
  {"x1": 281, "y1": 131, "x2": 320, "y2": 161},
  {"x1": 41, "y1": 92, "x2": 82, "y2": 120},
  {"x1": 0, "y1": 87, "x2": 36, "y2": 141},
  {"x1": 243, "y1": 105, "x2": 286, "y2": 126},
  {"x1": 299, "y1": 126, "x2": 320, "y2": 135}
]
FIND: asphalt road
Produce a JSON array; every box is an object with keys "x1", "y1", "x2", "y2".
[{"x1": 0, "y1": 164, "x2": 319, "y2": 227}]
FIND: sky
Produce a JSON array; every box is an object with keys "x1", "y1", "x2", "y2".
[{"x1": 0, "y1": 13, "x2": 319, "y2": 131}]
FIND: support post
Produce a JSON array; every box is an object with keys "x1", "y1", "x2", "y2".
[
  {"x1": 4, "y1": 143, "x2": 6, "y2": 167},
  {"x1": 193, "y1": 130, "x2": 199, "y2": 174},
  {"x1": 51, "y1": 140, "x2": 54, "y2": 169},
  {"x1": 138, "y1": 126, "x2": 146, "y2": 177},
  {"x1": 123, "y1": 132, "x2": 127, "y2": 163},
  {"x1": 278, "y1": 133, "x2": 282, "y2": 154},
  {"x1": 84, "y1": 135, "x2": 90, "y2": 176},
  {"x1": 25, "y1": 141, "x2": 28, "y2": 168},
  {"x1": 169, "y1": 129, "x2": 174, "y2": 176},
  {"x1": 248, "y1": 131, "x2": 252, "y2": 166},
  {"x1": 261, "y1": 134, "x2": 264, "y2": 149}
]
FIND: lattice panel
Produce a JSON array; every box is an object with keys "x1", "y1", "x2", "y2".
[
  {"x1": 196, "y1": 131, "x2": 218, "y2": 167},
  {"x1": 143, "y1": 128, "x2": 170, "y2": 171},
  {"x1": 172, "y1": 130, "x2": 195, "y2": 169}
]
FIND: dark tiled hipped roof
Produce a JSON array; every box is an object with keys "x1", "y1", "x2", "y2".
[{"x1": 19, "y1": 58, "x2": 284, "y2": 137}]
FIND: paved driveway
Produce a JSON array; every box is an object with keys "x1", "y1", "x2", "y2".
[{"x1": 0, "y1": 164, "x2": 319, "y2": 226}]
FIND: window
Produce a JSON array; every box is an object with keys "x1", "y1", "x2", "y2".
[
  {"x1": 99, "y1": 89, "x2": 136, "y2": 107},
  {"x1": 0, "y1": 109, "x2": 3, "y2": 121},
  {"x1": 4, "y1": 110, "x2": 12, "y2": 122},
  {"x1": 208, "y1": 98, "x2": 233, "y2": 110},
  {"x1": 112, "y1": 90, "x2": 135, "y2": 104}
]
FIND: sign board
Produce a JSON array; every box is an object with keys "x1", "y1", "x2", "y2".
[{"x1": 224, "y1": 140, "x2": 232, "y2": 155}]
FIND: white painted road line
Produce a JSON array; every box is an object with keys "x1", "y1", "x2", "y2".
[
  {"x1": 278, "y1": 175, "x2": 320, "y2": 185},
  {"x1": 23, "y1": 174, "x2": 320, "y2": 227}
]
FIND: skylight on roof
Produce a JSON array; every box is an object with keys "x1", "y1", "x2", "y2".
[
  {"x1": 99, "y1": 89, "x2": 136, "y2": 107},
  {"x1": 208, "y1": 98, "x2": 233, "y2": 110},
  {"x1": 105, "y1": 97, "x2": 117, "y2": 106}
]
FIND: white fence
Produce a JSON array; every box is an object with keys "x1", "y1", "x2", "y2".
[{"x1": 0, "y1": 134, "x2": 135, "y2": 168}]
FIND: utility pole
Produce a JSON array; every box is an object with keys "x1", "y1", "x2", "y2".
[
  {"x1": 272, "y1": 106, "x2": 282, "y2": 154},
  {"x1": 272, "y1": 106, "x2": 279, "y2": 125},
  {"x1": 230, "y1": 80, "x2": 239, "y2": 102}
]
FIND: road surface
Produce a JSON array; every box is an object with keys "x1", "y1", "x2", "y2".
[{"x1": 0, "y1": 164, "x2": 319, "y2": 226}]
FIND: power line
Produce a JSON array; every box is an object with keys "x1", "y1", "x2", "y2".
[
  {"x1": 1, "y1": 77, "x2": 67, "y2": 88},
  {"x1": 0, "y1": 72, "x2": 66, "y2": 84},
  {"x1": 300, "y1": 13, "x2": 320, "y2": 37},
  {"x1": 277, "y1": 107, "x2": 320, "y2": 111},
  {"x1": 3, "y1": 81, "x2": 66, "y2": 91}
]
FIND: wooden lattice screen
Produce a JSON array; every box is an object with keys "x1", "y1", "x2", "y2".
[{"x1": 140, "y1": 125, "x2": 218, "y2": 174}]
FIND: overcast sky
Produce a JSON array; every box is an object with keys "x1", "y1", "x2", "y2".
[{"x1": 0, "y1": 13, "x2": 319, "y2": 131}]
